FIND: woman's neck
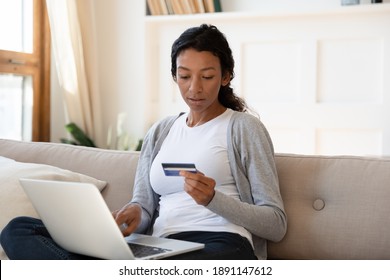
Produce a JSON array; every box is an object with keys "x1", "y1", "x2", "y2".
[{"x1": 186, "y1": 106, "x2": 227, "y2": 127}]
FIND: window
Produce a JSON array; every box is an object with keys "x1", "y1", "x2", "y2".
[{"x1": 0, "y1": 0, "x2": 51, "y2": 141}]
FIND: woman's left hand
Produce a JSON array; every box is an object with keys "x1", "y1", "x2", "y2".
[{"x1": 180, "y1": 170, "x2": 216, "y2": 206}]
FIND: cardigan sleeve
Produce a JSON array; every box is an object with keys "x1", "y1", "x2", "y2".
[
  {"x1": 206, "y1": 112, "x2": 287, "y2": 242},
  {"x1": 129, "y1": 121, "x2": 161, "y2": 234}
]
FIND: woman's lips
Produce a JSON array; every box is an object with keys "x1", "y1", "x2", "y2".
[{"x1": 188, "y1": 97, "x2": 204, "y2": 105}]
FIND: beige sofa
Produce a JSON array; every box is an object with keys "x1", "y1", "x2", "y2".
[{"x1": 1, "y1": 138, "x2": 389, "y2": 260}]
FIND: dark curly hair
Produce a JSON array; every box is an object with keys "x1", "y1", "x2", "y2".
[{"x1": 171, "y1": 24, "x2": 248, "y2": 112}]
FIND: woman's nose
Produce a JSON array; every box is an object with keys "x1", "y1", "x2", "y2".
[{"x1": 190, "y1": 78, "x2": 202, "y2": 93}]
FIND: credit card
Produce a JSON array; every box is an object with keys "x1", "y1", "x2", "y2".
[{"x1": 162, "y1": 163, "x2": 197, "y2": 176}]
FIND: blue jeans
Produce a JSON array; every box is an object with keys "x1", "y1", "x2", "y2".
[
  {"x1": 164, "y1": 231, "x2": 257, "y2": 260},
  {"x1": 0, "y1": 216, "x2": 257, "y2": 260},
  {"x1": 0, "y1": 217, "x2": 97, "y2": 260}
]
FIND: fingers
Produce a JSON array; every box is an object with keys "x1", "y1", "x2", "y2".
[
  {"x1": 180, "y1": 170, "x2": 216, "y2": 206},
  {"x1": 180, "y1": 170, "x2": 215, "y2": 189},
  {"x1": 179, "y1": 170, "x2": 212, "y2": 186},
  {"x1": 111, "y1": 209, "x2": 119, "y2": 219},
  {"x1": 112, "y1": 204, "x2": 142, "y2": 236}
]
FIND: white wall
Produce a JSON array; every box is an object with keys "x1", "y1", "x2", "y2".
[
  {"x1": 143, "y1": 4, "x2": 390, "y2": 156},
  {"x1": 50, "y1": 0, "x2": 390, "y2": 151},
  {"x1": 93, "y1": 0, "x2": 146, "y2": 148}
]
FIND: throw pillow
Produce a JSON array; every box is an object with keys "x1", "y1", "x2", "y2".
[{"x1": 0, "y1": 156, "x2": 107, "y2": 232}]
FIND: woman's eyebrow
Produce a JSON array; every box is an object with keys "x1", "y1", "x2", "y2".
[{"x1": 177, "y1": 66, "x2": 217, "y2": 71}]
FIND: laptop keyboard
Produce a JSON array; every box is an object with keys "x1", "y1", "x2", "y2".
[{"x1": 128, "y1": 243, "x2": 172, "y2": 258}]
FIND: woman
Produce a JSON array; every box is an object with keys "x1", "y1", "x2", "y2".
[
  {"x1": 1, "y1": 24, "x2": 286, "y2": 260},
  {"x1": 113, "y1": 24, "x2": 286, "y2": 260}
]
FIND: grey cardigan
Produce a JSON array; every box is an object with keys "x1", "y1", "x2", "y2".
[{"x1": 130, "y1": 111, "x2": 287, "y2": 259}]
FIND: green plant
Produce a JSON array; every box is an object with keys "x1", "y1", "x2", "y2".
[
  {"x1": 135, "y1": 139, "x2": 143, "y2": 151},
  {"x1": 60, "y1": 122, "x2": 96, "y2": 147}
]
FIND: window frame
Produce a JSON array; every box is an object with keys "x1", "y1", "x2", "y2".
[{"x1": 0, "y1": 0, "x2": 51, "y2": 141}]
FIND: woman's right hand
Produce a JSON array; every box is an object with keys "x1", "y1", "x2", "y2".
[{"x1": 112, "y1": 203, "x2": 142, "y2": 236}]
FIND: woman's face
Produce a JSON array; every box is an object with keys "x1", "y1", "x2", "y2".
[{"x1": 175, "y1": 48, "x2": 230, "y2": 113}]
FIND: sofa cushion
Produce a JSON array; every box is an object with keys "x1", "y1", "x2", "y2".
[
  {"x1": 268, "y1": 154, "x2": 390, "y2": 260},
  {"x1": 0, "y1": 156, "x2": 107, "y2": 234}
]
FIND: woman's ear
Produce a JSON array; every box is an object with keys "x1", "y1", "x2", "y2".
[{"x1": 221, "y1": 73, "x2": 231, "y2": 86}]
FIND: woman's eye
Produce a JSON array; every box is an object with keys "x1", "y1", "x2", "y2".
[
  {"x1": 203, "y1": 76, "x2": 214, "y2": 80},
  {"x1": 179, "y1": 75, "x2": 190, "y2": 80}
]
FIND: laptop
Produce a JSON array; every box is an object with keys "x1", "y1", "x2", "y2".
[{"x1": 19, "y1": 178, "x2": 204, "y2": 260}]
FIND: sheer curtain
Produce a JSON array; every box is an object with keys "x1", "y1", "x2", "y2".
[{"x1": 46, "y1": 0, "x2": 104, "y2": 147}]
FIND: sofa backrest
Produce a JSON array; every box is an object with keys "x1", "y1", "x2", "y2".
[
  {"x1": 269, "y1": 154, "x2": 390, "y2": 259},
  {"x1": 0, "y1": 139, "x2": 139, "y2": 211}
]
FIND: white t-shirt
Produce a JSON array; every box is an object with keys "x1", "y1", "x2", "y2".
[{"x1": 149, "y1": 109, "x2": 252, "y2": 244}]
